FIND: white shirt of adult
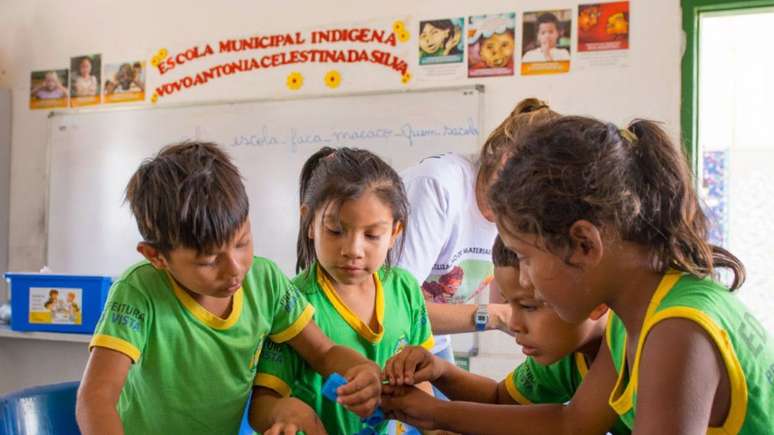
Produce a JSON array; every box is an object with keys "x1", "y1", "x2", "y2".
[{"x1": 397, "y1": 153, "x2": 498, "y2": 353}]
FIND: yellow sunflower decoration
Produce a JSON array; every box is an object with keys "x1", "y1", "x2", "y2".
[
  {"x1": 401, "y1": 71, "x2": 412, "y2": 85},
  {"x1": 397, "y1": 30, "x2": 410, "y2": 43},
  {"x1": 393, "y1": 20, "x2": 406, "y2": 34},
  {"x1": 286, "y1": 72, "x2": 304, "y2": 90},
  {"x1": 151, "y1": 48, "x2": 169, "y2": 68},
  {"x1": 324, "y1": 70, "x2": 342, "y2": 89},
  {"x1": 151, "y1": 92, "x2": 159, "y2": 104}
]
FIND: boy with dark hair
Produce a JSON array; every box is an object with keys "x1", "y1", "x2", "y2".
[
  {"x1": 382, "y1": 236, "x2": 629, "y2": 434},
  {"x1": 76, "y1": 142, "x2": 381, "y2": 435}
]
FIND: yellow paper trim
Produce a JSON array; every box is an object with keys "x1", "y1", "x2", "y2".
[
  {"x1": 89, "y1": 334, "x2": 141, "y2": 362},
  {"x1": 317, "y1": 266, "x2": 384, "y2": 343},
  {"x1": 254, "y1": 373, "x2": 292, "y2": 397},
  {"x1": 168, "y1": 273, "x2": 243, "y2": 330},
  {"x1": 269, "y1": 304, "x2": 315, "y2": 343},
  {"x1": 504, "y1": 371, "x2": 532, "y2": 404}
]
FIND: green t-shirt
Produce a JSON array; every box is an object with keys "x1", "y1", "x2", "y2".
[
  {"x1": 505, "y1": 353, "x2": 630, "y2": 435},
  {"x1": 255, "y1": 264, "x2": 434, "y2": 435},
  {"x1": 89, "y1": 257, "x2": 314, "y2": 435},
  {"x1": 607, "y1": 271, "x2": 774, "y2": 433}
]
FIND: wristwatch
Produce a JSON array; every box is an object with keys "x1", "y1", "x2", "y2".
[{"x1": 475, "y1": 304, "x2": 489, "y2": 331}]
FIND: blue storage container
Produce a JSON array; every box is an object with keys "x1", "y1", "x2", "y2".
[{"x1": 4, "y1": 273, "x2": 112, "y2": 334}]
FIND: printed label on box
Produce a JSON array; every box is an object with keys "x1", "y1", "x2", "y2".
[{"x1": 29, "y1": 287, "x2": 83, "y2": 325}]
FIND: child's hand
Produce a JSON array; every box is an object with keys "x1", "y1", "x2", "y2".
[
  {"x1": 264, "y1": 397, "x2": 327, "y2": 435},
  {"x1": 337, "y1": 361, "x2": 382, "y2": 418},
  {"x1": 381, "y1": 385, "x2": 441, "y2": 430},
  {"x1": 384, "y1": 346, "x2": 443, "y2": 386}
]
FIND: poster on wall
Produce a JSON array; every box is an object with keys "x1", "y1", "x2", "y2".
[
  {"x1": 521, "y1": 10, "x2": 572, "y2": 75},
  {"x1": 70, "y1": 54, "x2": 102, "y2": 107},
  {"x1": 416, "y1": 17, "x2": 466, "y2": 80},
  {"x1": 29, "y1": 69, "x2": 69, "y2": 109},
  {"x1": 467, "y1": 13, "x2": 516, "y2": 78},
  {"x1": 576, "y1": 2, "x2": 630, "y2": 69},
  {"x1": 104, "y1": 61, "x2": 146, "y2": 104}
]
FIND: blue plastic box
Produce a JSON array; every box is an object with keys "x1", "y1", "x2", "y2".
[{"x1": 4, "y1": 273, "x2": 112, "y2": 334}]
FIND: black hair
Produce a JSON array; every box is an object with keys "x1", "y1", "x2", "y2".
[
  {"x1": 492, "y1": 235, "x2": 519, "y2": 268},
  {"x1": 296, "y1": 147, "x2": 408, "y2": 274}
]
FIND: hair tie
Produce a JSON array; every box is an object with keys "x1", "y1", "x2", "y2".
[{"x1": 619, "y1": 128, "x2": 638, "y2": 145}]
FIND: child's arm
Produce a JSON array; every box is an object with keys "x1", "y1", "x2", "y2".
[
  {"x1": 76, "y1": 347, "x2": 132, "y2": 435},
  {"x1": 287, "y1": 321, "x2": 381, "y2": 418},
  {"x1": 383, "y1": 341, "x2": 621, "y2": 434},
  {"x1": 384, "y1": 345, "x2": 516, "y2": 404},
  {"x1": 249, "y1": 387, "x2": 327, "y2": 435},
  {"x1": 633, "y1": 318, "x2": 725, "y2": 433}
]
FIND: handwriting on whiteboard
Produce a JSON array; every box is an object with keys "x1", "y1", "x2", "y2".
[{"x1": 230, "y1": 117, "x2": 479, "y2": 151}]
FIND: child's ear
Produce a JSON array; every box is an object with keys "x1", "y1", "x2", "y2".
[
  {"x1": 568, "y1": 220, "x2": 604, "y2": 268},
  {"x1": 389, "y1": 222, "x2": 403, "y2": 246},
  {"x1": 137, "y1": 242, "x2": 168, "y2": 270},
  {"x1": 588, "y1": 303, "x2": 609, "y2": 321}
]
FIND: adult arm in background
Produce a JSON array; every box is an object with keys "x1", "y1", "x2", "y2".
[{"x1": 399, "y1": 176, "x2": 510, "y2": 335}]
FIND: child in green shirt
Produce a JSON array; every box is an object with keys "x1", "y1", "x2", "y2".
[
  {"x1": 76, "y1": 142, "x2": 381, "y2": 435},
  {"x1": 252, "y1": 147, "x2": 435, "y2": 435},
  {"x1": 383, "y1": 236, "x2": 628, "y2": 434}
]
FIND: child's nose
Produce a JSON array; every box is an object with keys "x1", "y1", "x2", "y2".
[{"x1": 341, "y1": 234, "x2": 364, "y2": 258}]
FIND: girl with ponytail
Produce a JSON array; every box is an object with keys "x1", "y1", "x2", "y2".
[
  {"x1": 253, "y1": 147, "x2": 435, "y2": 435},
  {"x1": 381, "y1": 116, "x2": 773, "y2": 434}
]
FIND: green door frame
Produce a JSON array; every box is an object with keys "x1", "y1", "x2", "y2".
[{"x1": 681, "y1": 0, "x2": 774, "y2": 172}]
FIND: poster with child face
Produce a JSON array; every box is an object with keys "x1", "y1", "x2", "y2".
[
  {"x1": 104, "y1": 61, "x2": 146, "y2": 104},
  {"x1": 70, "y1": 54, "x2": 102, "y2": 107},
  {"x1": 467, "y1": 13, "x2": 516, "y2": 78},
  {"x1": 521, "y1": 10, "x2": 572, "y2": 75},
  {"x1": 419, "y1": 18, "x2": 465, "y2": 65},
  {"x1": 29, "y1": 69, "x2": 69, "y2": 110},
  {"x1": 578, "y1": 2, "x2": 630, "y2": 52}
]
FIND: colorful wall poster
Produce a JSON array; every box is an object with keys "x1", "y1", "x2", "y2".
[
  {"x1": 702, "y1": 150, "x2": 729, "y2": 247},
  {"x1": 104, "y1": 61, "x2": 146, "y2": 104},
  {"x1": 521, "y1": 10, "x2": 572, "y2": 75},
  {"x1": 418, "y1": 18, "x2": 464, "y2": 65},
  {"x1": 29, "y1": 69, "x2": 68, "y2": 110},
  {"x1": 467, "y1": 13, "x2": 516, "y2": 78},
  {"x1": 578, "y1": 2, "x2": 630, "y2": 52},
  {"x1": 70, "y1": 54, "x2": 102, "y2": 107},
  {"x1": 28, "y1": 287, "x2": 83, "y2": 325}
]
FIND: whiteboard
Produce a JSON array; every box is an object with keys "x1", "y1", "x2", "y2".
[{"x1": 46, "y1": 86, "x2": 484, "y2": 277}]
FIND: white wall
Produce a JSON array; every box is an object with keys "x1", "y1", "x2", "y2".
[
  {"x1": 0, "y1": 0, "x2": 683, "y2": 388},
  {"x1": 0, "y1": 90, "x2": 9, "y2": 303}
]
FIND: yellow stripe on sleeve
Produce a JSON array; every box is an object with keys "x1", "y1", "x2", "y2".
[
  {"x1": 270, "y1": 305, "x2": 315, "y2": 343},
  {"x1": 89, "y1": 334, "x2": 141, "y2": 362},
  {"x1": 419, "y1": 335, "x2": 435, "y2": 351},
  {"x1": 254, "y1": 373, "x2": 292, "y2": 397},
  {"x1": 504, "y1": 372, "x2": 532, "y2": 404}
]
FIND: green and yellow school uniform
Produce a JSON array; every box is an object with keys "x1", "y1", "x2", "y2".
[
  {"x1": 90, "y1": 257, "x2": 314, "y2": 435},
  {"x1": 607, "y1": 271, "x2": 774, "y2": 433},
  {"x1": 255, "y1": 264, "x2": 434, "y2": 435},
  {"x1": 505, "y1": 353, "x2": 631, "y2": 435}
]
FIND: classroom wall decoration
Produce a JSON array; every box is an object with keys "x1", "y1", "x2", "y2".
[
  {"x1": 467, "y1": 13, "x2": 516, "y2": 78},
  {"x1": 521, "y1": 10, "x2": 573, "y2": 75},
  {"x1": 29, "y1": 69, "x2": 69, "y2": 110},
  {"x1": 69, "y1": 54, "x2": 101, "y2": 107},
  {"x1": 148, "y1": 17, "x2": 412, "y2": 102},
  {"x1": 578, "y1": 2, "x2": 630, "y2": 52},
  {"x1": 103, "y1": 61, "x2": 146, "y2": 104},
  {"x1": 28, "y1": 3, "x2": 634, "y2": 111}
]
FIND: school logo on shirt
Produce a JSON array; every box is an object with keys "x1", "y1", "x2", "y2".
[
  {"x1": 280, "y1": 284, "x2": 301, "y2": 313},
  {"x1": 105, "y1": 302, "x2": 145, "y2": 332}
]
